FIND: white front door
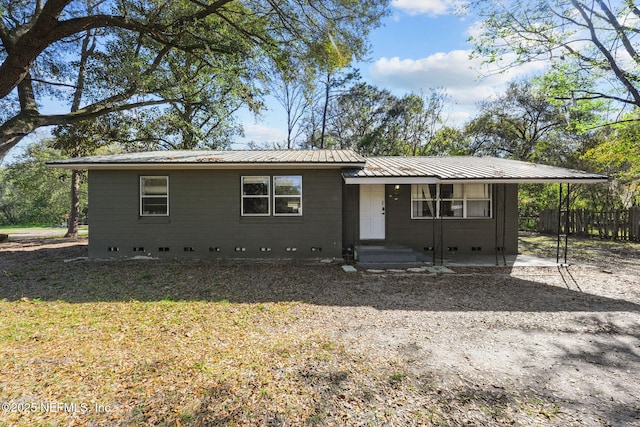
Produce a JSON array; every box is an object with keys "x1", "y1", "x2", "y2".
[{"x1": 360, "y1": 184, "x2": 385, "y2": 240}]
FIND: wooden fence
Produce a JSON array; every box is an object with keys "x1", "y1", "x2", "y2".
[{"x1": 537, "y1": 207, "x2": 640, "y2": 241}]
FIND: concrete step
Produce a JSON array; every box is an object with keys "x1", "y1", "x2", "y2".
[
  {"x1": 357, "y1": 245, "x2": 415, "y2": 254},
  {"x1": 356, "y1": 245, "x2": 431, "y2": 269},
  {"x1": 358, "y1": 253, "x2": 419, "y2": 262},
  {"x1": 358, "y1": 261, "x2": 428, "y2": 269}
]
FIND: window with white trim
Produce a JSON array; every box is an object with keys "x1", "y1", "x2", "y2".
[
  {"x1": 411, "y1": 183, "x2": 491, "y2": 219},
  {"x1": 273, "y1": 176, "x2": 302, "y2": 216},
  {"x1": 140, "y1": 176, "x2": 169, "y2": 216},
  {"x1": 439, "y1": 184, "x2": 464, "y2": 217},
  {"x1": 411, "y1": 184, "x2": 436, "y2": 218},
  {"x1": 465, "y1": 184, "x2": 492, "y2": 218},
  {"x1": 242, "y1": 176, "x2": 270, "y2": 216}
]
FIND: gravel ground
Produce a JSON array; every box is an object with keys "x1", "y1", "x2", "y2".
[
  {"x1": 308, "y1": 266, "x2": 640, "y2": 426},
  {"x1": 1, "y1": 236, "x2": 639, "y2": 426}
]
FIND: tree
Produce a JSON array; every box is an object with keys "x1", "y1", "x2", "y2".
[
  {"x1": 301, "y1": 33, "x2": 362, "y2": 149},
  {"x1": 0, "y1": 140, "x2": 80, "y2": 225},
  {"x1": 384, "y1": 90, "x2": 447, "y2": 156},
  {"x1": 464, "y1": 80, "x2": 574, "y2": 163},
  {"x1": 50, "y1": 24, "x2": 99, "y2": 238},
  {"x1": 319, "y1": 82, "x2": 447, "y2": 155},
  {"x1": 52, "y1": 115, "x2": 124, "y2": 236},
  {"x1": 123, "y1": 49, "x2": 256, "y2": 151},
  {"x1": 468, "y1": 0, "x2": 640, "y2": 123},
  {"x1": 0, "y1": 0, "x2": 389, "y2": 159},
  {"x1": 582, "y1": 117, "x2": 640, "y2": 207},
  {"x1": 429, "y1": 126, "x2": 473, "y2": 156},
  {"x1": 266, "y1": 60, "x2": 313, "y2": 149},
  {"x1": 324, "y1": 82, "x2": 395, "y2": 151}
]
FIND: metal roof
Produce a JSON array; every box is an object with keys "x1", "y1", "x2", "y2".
[
  {"x1": 48, "y1": 150, "x2": 607, "y2": 183},
  {"x1": 48, "y1": 149, "x2": 366, "y2": 169},
  {"x1": 343, "y1": 156, "x2": 607, "y2": 184}
]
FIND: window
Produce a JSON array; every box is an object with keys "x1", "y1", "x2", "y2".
[
  {"x1": 242, "y1": 176, "x2": 270, "y2": 216},
  {"x1": 411, "y1": 183, "x2": 491, "y2": 219},
  {"x1": 465, "y1": 184, "x2": 491, "y2": 218},
  {"x1": 411, "y1": 184, "x2": 436, "y2": 218},
  {"x1": 274, "y1": 176, "x2": 302, "y2": 216},
  {"x1": 439, "y1": 184, "x2": 464, "y2": 218},
  {"x1": 241, "y1": 175, "x2": 303, "y2": 216},
  {"x1": 140, "y1": 176, "x2": 169, "y2": 216}
]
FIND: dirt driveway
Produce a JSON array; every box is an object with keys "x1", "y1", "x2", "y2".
[
  {"x1": 308, "y1": 266, "x2": 640, "y2": 426},
  {"x1": 1, "y1": 237, "x2": 639, "y2": 426}
]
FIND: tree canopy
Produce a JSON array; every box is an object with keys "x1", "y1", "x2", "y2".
[
  {"x1": 468, "y1": 0, "x2": 640, "y2": 123},
  {"x1": 305, "y1": 82, "x2": 447, "y2": 155},
  {"x1": 0, "y1": 140, "x2": 81, "y2": 225},
  {"x1": 465, "y1": 80, "x2": 572, "y2": 163},
  {"x1": 0, "y1": 0, "x2": 389, "y2": 159}
]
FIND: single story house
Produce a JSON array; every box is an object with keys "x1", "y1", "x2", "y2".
[{"x1": 49, "y1": 150, "x2": 607, "y2": 262}]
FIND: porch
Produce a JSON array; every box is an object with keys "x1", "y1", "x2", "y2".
[{"x1": 353, "y1": 244, "x2": 560, "y2": 269}]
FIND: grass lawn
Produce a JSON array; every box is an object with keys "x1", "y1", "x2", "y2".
[
  {"x1": 0, "y1": 248, "x2": 435, "y2": 426},
  {"x1": 1, "y1": 298, "x2": 346, "y2": 425},
  {"x1": 0, "y1": 225, "x2": 88, "y2": 238}
]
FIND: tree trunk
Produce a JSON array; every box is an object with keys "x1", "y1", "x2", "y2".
[
  {"x1": 319, "y1": 72, "x2": 331, "y2": 149},
  {"x1": 64, "y1": 169, "x2": 81, "y2": 238}
]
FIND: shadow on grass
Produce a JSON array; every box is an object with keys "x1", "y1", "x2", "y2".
[{"x1": 1, "y1": 242, "x2": 639, "y2": 313}]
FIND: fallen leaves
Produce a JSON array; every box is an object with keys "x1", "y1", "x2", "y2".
[{"x1": 2, "y1": 237, "x2": 638, "y2": 425}]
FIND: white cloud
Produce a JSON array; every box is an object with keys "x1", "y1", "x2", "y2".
[
  {"x1": 369, "y1": 49, "x2": 548, "y2": 123},
  {"x1": 391, "y1": 0, "x2": 466, "y2": 16},
  {"x1": 465, "y1": 20, "x2": 485, "y2": 40},
  {"x1": 443, "y1": 110, "x2": 472, "y2": 125},
  {"x1": 233, "y1": 121, "x2": 288, "y2": 149}
]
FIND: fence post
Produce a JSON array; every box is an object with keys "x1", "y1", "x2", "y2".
[{"x1": 632, "y1": 207, "x2": 640, "y2": 242}]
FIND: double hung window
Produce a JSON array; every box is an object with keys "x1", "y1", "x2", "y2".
[
  {"x1": 411, "y1": 184, "x2": 436, "y2": 218},
  {"x1": 465, "y1": 184, "x2": 492, "y2": 218},
  {"x1": 439, "y1": 184, "x2": 464, "y2": 218},
  {"x1": 242, "y1": 176, "x2": 270, "y2": 216},
  {"x1": 140, "y1": 176, "x2": 169, "y2": 216},
  {"x1": 273, "y1": 176, "x2": 302, "y2": 215}
]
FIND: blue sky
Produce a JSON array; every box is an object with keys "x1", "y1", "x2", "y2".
[{"x1": 237, "y1": 0, "x2": 547, "y2": 147}]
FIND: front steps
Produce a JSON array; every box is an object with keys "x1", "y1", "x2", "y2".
[{"x1": 356, "y1": 245, "x2": 430, "y2": 269}]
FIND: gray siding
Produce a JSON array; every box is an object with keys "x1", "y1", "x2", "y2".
[
  {"x1": 342, "y1": 184, "x2": 359, "y2": 250},
  {"x1": 342, "y1": 183, "x2": 519, "y2": 255},
  {"x1": 88, "y1": 169, "x2": 343, "y2": 259}
]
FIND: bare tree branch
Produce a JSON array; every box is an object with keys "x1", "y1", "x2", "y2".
[
  {"x1": 594, "y1": 0, "x2": 640, "y2": 67},
  {"x1": 571, "y1": 0, "x2": 640, "y2": 106}
]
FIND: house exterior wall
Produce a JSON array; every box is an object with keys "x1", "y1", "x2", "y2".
[
  {"x1": 342, "y1": 183, "x2": 519, "y2": 254},
  {"x1": 88, "y1": 168, "x2": 344, "y2": 259}
]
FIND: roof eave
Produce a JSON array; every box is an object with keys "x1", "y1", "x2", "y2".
[
  {"x1": 438, "y1": 177, "x2": 608, "y2": 184},
  {"x1": 343, "y1": 176, "x2": 608, "y2": 184},
  {"x1": 343, "y1": 176, "x2": 439, "y2": 184},
  {"x1": 47, "y1": 161, "x2": 367, "y2": 170}
]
